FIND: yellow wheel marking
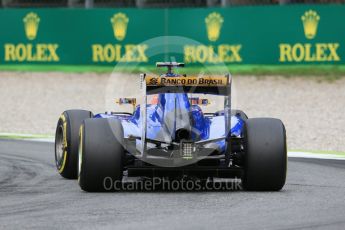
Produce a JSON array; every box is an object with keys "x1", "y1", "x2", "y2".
[
  {"x1": 58, "y1": 114, "x2": 68, "y2": 174},
  {"x1": 58, "y1": 152, "x2": 67, "y2": 174},
  {"x1": 78, "y1": 125, "x2": 83, "y2": 184}
]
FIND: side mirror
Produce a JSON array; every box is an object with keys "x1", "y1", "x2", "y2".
[{"x1": 115, "y1": 98, "x2": 137, "y2": 112}]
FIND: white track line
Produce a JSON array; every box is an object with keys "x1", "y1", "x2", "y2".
[
  {"x1": 288, "y1": 151, "x2": 345, "y2": 161},
  {"x1": 28, "y1": 138, "x2": 55, "y2": 143}
]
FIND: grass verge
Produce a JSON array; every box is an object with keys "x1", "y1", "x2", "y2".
[{"x1": 1, "y1": 64, "x2": 345, "y2": 77}]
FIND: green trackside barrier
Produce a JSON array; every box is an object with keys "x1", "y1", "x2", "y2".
[{"x1": 0, "y1": 5, "x2": 344, "y2": 66}]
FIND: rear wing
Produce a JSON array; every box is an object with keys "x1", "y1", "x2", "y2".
[
  {"x1": 139, "y1": 73, "x2": 232, "y2": 158},
  {"x1": 144, "y1": 75, "x2": 231, "y2": 96}
]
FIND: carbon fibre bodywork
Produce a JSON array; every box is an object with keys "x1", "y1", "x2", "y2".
[
  {"x1": 90, "y1": 63, "x2": 245, "y2": 172},
  {"x1": 93, "y1": 95, "x2": 244, "y2": 158},
  {"x1": 56, "y1": 63, "x2": 287, "y2": 189},
  {"x1": 94, "y1": 105, "x2": 244, "y2": 151}
]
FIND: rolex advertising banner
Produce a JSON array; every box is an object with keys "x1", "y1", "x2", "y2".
[{"x1": 0, "y1": 5, "x2": 344, "y2": 66}]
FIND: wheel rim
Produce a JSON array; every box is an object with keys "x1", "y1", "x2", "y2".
[{"x1": 55, "y1": 125, "x2": 65, "y2": 169}]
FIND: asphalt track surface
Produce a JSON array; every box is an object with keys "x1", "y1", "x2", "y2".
[{"x1": 0, "y1": 139, "x2": 345, "y2": 230}]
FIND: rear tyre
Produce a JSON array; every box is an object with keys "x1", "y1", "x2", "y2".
[
  {"x1": 55, "y1": 110, "x2": 93, "y2": 179},
  {"x1": 242, "y1": 118, "x2": 287, "y2": 191},
  {"x1": 79, "y1": 118, "x2": 124, "y2": 192}
]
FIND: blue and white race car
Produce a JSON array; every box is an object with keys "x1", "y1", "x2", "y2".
[{"x1": 55, "y1": 62, "x2": 287, "y2": 192}]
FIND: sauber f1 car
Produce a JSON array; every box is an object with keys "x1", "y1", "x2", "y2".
[{"x1": 55, "y1": 62, "x2": 287, "y2": 192}]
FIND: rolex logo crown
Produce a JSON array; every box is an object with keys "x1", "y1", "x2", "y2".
[
  {"x1": 301, "y1": 10, "x2": 320, "y2": 40},
  {"x1": 23, "y1": 12, "x2": 40, "y2": 40},
  {"x1": 205, "y1": 12, "x2": 223, "y2": 42},
  {"x1": 110, "y1": 13, "x2": 129, "y2": 41}
]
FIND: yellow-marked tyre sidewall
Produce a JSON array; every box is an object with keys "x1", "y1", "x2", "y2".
[
  {"x1": 78, "y1": 124, "x2": 84, "y2": 184},
  {"x1": 58, "y1": 114, "x2": 68, "y2": 174},
  {"x1": 54, "y1": 110, "x2": 93, "y2": 179}
]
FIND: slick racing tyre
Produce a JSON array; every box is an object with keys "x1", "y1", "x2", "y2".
[
  {"x1": 55, "y1": 110, "x2": 93, "y2": 179},
  {"x1": 242, "y1": 118, "x2": 287, "y2": 191},
  {"x1": 78, "y1": 118, "x2": 125, "y2": 192}
]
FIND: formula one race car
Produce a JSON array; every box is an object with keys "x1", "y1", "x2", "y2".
[{"x1": 54, "y1": 62, "x2": 287, "y2": 192}]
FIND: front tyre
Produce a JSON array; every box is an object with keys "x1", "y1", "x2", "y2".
[
  {"x1": 55, "y1": 110, "x2": 93, "y2": 179},
  {"x1": 78, "y1": 118, "x2": 124, "y2": 192},
  {"x1": 242, "y1": 118, "x2": 287, "y2": 191}
]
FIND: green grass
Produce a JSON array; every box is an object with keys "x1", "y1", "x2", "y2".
[
  {"x1": 1, "y1": 64, "x2": 345, "y2": 77},
  {"x1": 0, "y1": 65, "x2": 114, "y2": 73}
]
